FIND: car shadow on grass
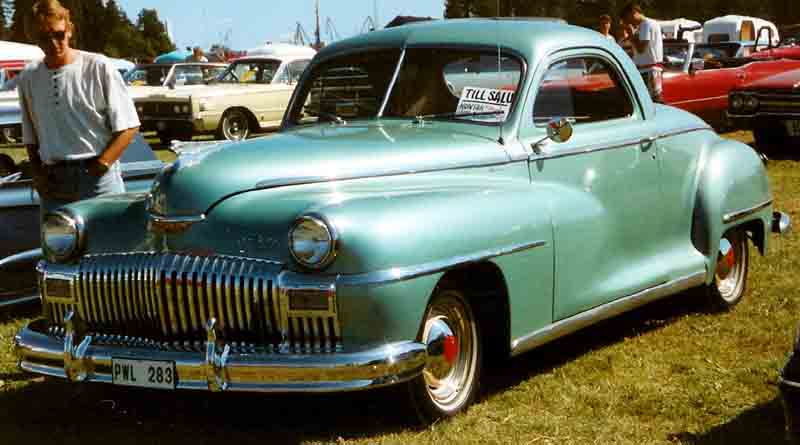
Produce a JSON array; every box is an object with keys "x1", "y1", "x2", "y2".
[
  {"x1": 0, "y1": 370, "x2": 417, "y2": 444},
  {"x1": 481, "y1": 289, "x2": 717, "y2": 397},
  {"x1": 667, "y1": 396, "x2": 786, "y2": 444}
]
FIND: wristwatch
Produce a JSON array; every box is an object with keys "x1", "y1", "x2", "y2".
[{"x1": 93, "y1": 157, "x2": 111, "y2": 175}]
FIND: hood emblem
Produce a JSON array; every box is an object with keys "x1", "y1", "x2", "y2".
[{"x1": 148, "y1": 213, "x2": 206, "y2": 234}]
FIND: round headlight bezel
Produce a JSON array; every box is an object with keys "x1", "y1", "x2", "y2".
[
  {"x1": 744, "y1": 95, "x2": 759, "y2": 111},
  {"x1": 42, "y1": 209, "x2": 85, "y2": 263},
  {"x1": 288, "y1": 214, "x2": 338, "y2": 270}
]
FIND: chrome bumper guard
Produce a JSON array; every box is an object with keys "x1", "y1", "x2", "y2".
[
  {"x1": 773, "y1": 211, "x2": 792, "y2": 235},
  {"x1": 14, "y1": 315, "x2": 427, "y2": 393}
]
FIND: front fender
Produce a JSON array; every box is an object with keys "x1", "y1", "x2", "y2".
[{"x1": 692, "y1": 139, "x2": 772, "y2": 282}]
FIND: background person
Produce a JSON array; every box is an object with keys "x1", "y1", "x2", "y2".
[
  {"x1": 18, "y1": 0, "x2": 140, "y2": 216},
  {"x1": 599, "y1": 14, "x2": 615, "y2": 41},
  {"x1": 186, "y1": 46, "x2": 209, "y2": 63},
  {"x1": 619, "y1": 3, "x2": 663, "y2": 102}
]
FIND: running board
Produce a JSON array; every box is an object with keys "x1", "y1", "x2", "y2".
[{"x1": 510, "y1": 271, "x2": 707, "y2": 357}]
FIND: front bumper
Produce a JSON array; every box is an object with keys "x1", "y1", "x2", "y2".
[{"x1": 15, "y1": 317, "x2": 427, "y2": 393}]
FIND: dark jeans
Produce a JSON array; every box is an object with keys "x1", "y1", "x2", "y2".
[{"x1": 39, "y1": 159, "x2": 125, "y2": 219}]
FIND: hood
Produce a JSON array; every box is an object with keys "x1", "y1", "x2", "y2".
[
  {"x1": 148, "y1": 121, "x2": 508, "y2": 217},
  {"x1": 741, "y1": 67, "x2": 800, "y2": 90}
]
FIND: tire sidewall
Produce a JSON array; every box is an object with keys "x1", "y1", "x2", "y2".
[{"x1": 220, "y1": 109, "x2": 250, "y2": 141}]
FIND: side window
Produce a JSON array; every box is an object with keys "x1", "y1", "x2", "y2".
[
  {"x1": 288, "y1": 60, "x2": 310, "y2": 84},
  {"x1": 533, "y1": 56, "x2": 634, "y2": 126}
]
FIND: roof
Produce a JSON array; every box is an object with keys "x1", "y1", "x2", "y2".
[
  {"x1": 245, "y1": 43, "x2": 316, "y2": 58},
  {"x1": 317, "y1": 18, "x2": 605, "y2": 63},
  {"x1": 0, "y1": 40, "x2": 44, "y2": 61},
  {"x1": 385, "y1": 16, "x2": 434, "y2": 28}
]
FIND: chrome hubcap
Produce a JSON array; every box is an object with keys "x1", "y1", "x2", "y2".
[
  {"x1": 224, "y1": 112, "x2": 247, "y2": 140},
  {"x1": 421, "y1": 294, "x2": 476, "y2": 412},
  {"x1": 715, "y1": 235, "x2": 743, "y2": 301}
]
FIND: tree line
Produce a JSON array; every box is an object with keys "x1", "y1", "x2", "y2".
[
  {"x1": 0, "y1": 0, "x2": 174, "y2": 61},
  {"x1": 445, "y1": 0, "x2": 800, "y2": 31}
]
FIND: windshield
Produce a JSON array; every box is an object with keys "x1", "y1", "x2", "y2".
[
  {"x1": 126, "y1": 65, "x2": 171, "y2": 86},
  {"x1": 218, "y1": 59, "x2": 282, "y2": 84},
  {"x1": 171, "y1": 65, "x2": 227, "y2": 85},
  {"x1": 288, "y1": 48, "x2": 523, "y2": 126}
]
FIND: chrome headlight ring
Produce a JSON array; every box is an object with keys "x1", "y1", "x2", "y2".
[
  {"x1": 42, "y1": 209, "x2": 85, "y2": 263},
  {"x1": 743, "y1": 94, "x2": 759, "y2": 112},
  {"x1": 729, "y1": 93, "x2": 744, "y2": 111},
  {"x1": 288, "y1": 214, "x2": 339, "y2": 270}
]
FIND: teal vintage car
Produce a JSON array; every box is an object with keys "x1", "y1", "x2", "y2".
[{"x1": 14, "y1": 19, "x2": 791, "y2": 422}]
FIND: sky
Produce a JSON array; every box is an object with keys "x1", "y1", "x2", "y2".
[{"x1": 116, "y1": 0, "x2": 445, "y2": 51}]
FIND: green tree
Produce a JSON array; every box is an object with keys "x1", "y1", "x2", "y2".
[
  {"x1": 10, "y1": 0, "x2": 34, "y2": 43},
  {"x1": 136, "y1": 8, "x2": 174, "y2": 58}
]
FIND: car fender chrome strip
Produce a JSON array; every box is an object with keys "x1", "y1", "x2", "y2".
[
  {"x1": 529, "y1": 125, "x2": 709, "y2": 162},
  {"x1": 509, "y1": 270, "x2": 706, "y2": 357},
  {"x1": 722, "y1": 199, "x2": 773, "y2": 224},
  {"x1": 337, "y1": 240, "x2": 547, "y2": 287}
]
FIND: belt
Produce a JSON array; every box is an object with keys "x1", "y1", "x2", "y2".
[{"x1": 48, "y1": 156, "x2": 99, "y2": 168}]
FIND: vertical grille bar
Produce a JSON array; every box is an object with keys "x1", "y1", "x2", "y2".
[
  {"x1": 174, "y1": 256, "x2": 191, "y2": 334},
  {"x1": 186, "y1": 256, "x2": 201, "y2": 333},
  {"x1": 196, "y1": 258, "x2": 210, "y2": 327},
  {"x1": 243, "y1": 263, "x2": 255, "y2": 330},
  {"x1": 224, "y1": 261, "x2": 237, "y2": 332},
  {"x1": 155, "y1": 255, "x2": 170, "y2": 336},
  {"x1": 216, "y1": 259, "x2": 229, "y2": 334},
  {"x1": 233, "y1": 261, "x2": 247, "y2": 331},
  {"x1": 164, "y1": 255, "x2": 180, "y2": 335}
]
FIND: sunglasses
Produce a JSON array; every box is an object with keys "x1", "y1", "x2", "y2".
[{"x1": 37, "y1": 30, "x2": 68, "y2": 42}]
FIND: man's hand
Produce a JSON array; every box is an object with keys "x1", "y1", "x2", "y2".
[{"x1": 87, "y1": 157, "x2": 111, "y2": 177}]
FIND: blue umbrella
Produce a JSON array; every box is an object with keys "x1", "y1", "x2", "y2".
[{"x1": 154, "y1": 49, "x2": 191, "y2": 64}]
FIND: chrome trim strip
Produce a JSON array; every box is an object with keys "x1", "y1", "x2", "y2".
[
  {"x1": 529, "y1": 126, "x2": 709, "y2": 162},
  {"x1": 15, "y1": 319, "x2": 427, "y2": 393},
  {"x1": 149, "y1": 213, "x2": 207, "y2": 224},
  {"x1": 254, "y1": 158, "x2": 512, "y2": 191},
  {"x1": 0, "y1": 248, "x2": 43, "y2": 269},
  {"x1": 728, "y1": 112, "x2": 800, "y2": 118},
  {"x1": 377, "y1": 47, "x2": 406, "y2": 118},
  {"x1": 0, "y1": 291, "x2": 40, "y2": 308},
  {"x1": 722, "y1": 199, "x2": 773, "y2": 224},
  {"x1": 668, "y1": 95, "x2": 728, "y2": 105},
  {"x1": 510, "y1": 270, "x2": 706, "y2": 357},
  {"x1": 779, "y1": 377, "x2": 800, "y2": 390},
  {"x1": 337, "y1": 240, "x2": 547, "y2": 287}
]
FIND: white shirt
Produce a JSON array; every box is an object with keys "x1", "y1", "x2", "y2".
[
  {"x1": 18, "y1": 51, "x2": 140, "y2": 165},
  {"x1": 633, "y1": 18, "x2": 664, "y2": 72}
]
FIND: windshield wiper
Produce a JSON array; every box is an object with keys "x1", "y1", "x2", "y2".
[{"x1": 413, "y1": 110, "x2": 505, "y2": 124}]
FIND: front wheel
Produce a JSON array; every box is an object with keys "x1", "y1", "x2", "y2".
[
  {"x1": 217, "y1": 109, "x2": 251, "y2": 141},
  {"x1": 407, "y1": 288, "x2": 482, "y2": 423},
  {"x1": 708, "y1": 229, "x2": 749, "y2": 309}
]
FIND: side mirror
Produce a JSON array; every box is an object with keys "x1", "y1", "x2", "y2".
[{"x1": 546, "y1": 117, "x2": 573, "y2": 143}]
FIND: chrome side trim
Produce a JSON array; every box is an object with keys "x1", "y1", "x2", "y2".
[
  {"x1": 510, "y1": 270, "x2": 706, "y2": 357},
  {"x1": 149, "y1": 213, "x2": 207, "y2": 224},
  {"x1": 0, "y1": 248, "x2": 43, "y2": 269},
  {"x1": 337, "y1": 240, "x2": 547, "y2": 287},
  {"x1": 0, "y1": 292, "x2": 40, "y2": 307},
  {"x1": 529, "y1": 126, "x2": 709, "y2": 162},
  {"x1": 120, "y1": 160, "x2": 164, "y2": 179},
  {"x1": 722, "y1": 199, "x2": 773, "y2": 224},
  {"x1": 377, "y1": 47, "x2": 406, "y2": 117},
  {"x1": 253, "y1": 158, "x2": 512, "y2": 191}
]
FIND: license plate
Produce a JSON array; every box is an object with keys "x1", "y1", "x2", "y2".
[
  {"x1": 156, "y1": 121, "x2": 168, "y2": 131},
  {"x1": 112, "y1": 358, "x2": 176, "y2": 389},
  {"x1": 784, "y1": 120, "x2": 800, "y2": 137}
]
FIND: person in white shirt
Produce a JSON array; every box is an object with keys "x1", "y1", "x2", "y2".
[
  {"x1": 599, "y1": 15, "x2": 615, "y2": 42},
  {"x1": 619, "y1": 3, "x2": 664, "y2": 102},
  {"x1": 186, "y1": 47, "x2": 209, "y2": 63},
  {"x1": 19, "y1": 0, "x2": 140, "y2": 217}
]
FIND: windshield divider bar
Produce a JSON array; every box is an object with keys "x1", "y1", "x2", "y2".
[{"x1": 377, "y1": 48, "x2": 407, "y2": 118}]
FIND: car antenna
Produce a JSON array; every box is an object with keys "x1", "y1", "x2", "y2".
[{"x1": 496, "y1": 0, "x2": 504, "y2": 145}]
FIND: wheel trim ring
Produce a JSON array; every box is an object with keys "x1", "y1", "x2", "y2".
[
  {"x1": 421, "y1": 295, "x2": 477, "y2": 412},
  {"x1": 715, "y1": 234, "x2": 745, "y2": 302},
  {"x1": 223, "y1": 111, "x2": 248, "y2": 140}
]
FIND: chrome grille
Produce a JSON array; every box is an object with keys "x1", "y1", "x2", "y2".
[
  {"x1": 45, "y1": 253, "x2": 342, "y2": 352},
  {"x1": 756, "y1": 93, "x2": 800, "y2": 114}
]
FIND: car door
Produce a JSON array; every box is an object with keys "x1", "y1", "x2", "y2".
[
  {"x1": 0, "y1": 152, "x2": 40, "y2": 301},
  {"x1": 520, "y1": 51, "x2": 668, "y2": 320}
]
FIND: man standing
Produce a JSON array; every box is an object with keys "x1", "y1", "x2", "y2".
[
  {"x1": 619, "y1": 3, "x2": 663, "y2": 102},
  {"x1": 18, "y1": 0, "x2": 140, "y2": 216},
  {"x1": 186, "y1": 47, "x2": 209, "y2": 63}
]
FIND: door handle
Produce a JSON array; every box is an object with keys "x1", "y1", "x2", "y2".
[{"x1": 639, "y1": 136, "x2": 657, "y2": 145}]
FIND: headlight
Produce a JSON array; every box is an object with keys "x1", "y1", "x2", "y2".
[
  {"x1": 181, "y1": 104, "x2": 190, "y2": 114},
  {"x1": 136, "y1": 105, "x2": 144, "y2": 114},
  {"x1": 288, "y1": 215, "x2": 338, "y2": 270},
  {"x1": 730, "y1": 94, "x2": 744, "y2": 110},
  {"x1": 744, "y1": 95, "x2": 759, "y2": 111},
  {"x1": 173, "y1": 104, "x2": 181, "y2": 114},
  {"x1": 42, "y1": 210, "x2": 84, "y2": 262}
]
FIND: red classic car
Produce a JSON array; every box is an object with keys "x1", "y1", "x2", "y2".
[
  {"x1": 727, "y1": 66, "x2": 800, "y2": 151},
  {"x1": 661, "y1": 42, "x2": 800, "y2": 129}
]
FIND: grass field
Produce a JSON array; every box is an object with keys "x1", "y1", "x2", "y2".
[{"x1": 0, "y1": 131, "x2": 797, "y2": 444}]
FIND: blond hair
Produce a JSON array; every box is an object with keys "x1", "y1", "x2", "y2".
[{"x1": 30, "y1": 0, "x2": 73, "y2": 37}]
